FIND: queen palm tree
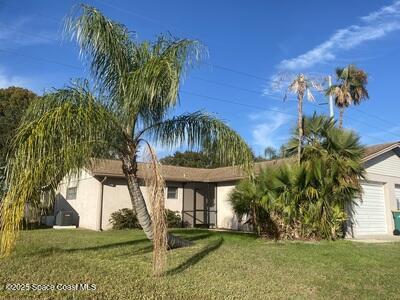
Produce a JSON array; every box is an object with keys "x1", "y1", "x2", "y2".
[
  {"x1": 326, "y1": 65, "x2": 369, "y2": 128},
  {"x1": 0, "y1": 5, "x2": 253, "y2": 256}
]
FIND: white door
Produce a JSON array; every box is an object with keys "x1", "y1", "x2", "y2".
[{"x1": 352, "y1": 183, "x2": 387, "y2": 236}]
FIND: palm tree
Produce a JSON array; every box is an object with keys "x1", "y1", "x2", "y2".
[
  {"x1": 230, "y1": 114, "x2": 365, "y2": 239},
  {"x1": 326, "y1": 65, "x2": 369, "y2": 128},
  {"x1": 285, "y1": 114, "x2": 365, "y2": 238},
  {"x1": 0, "y1": 5, "x2": 253, "y2": 256},
  {"x1": 286, "y1": 74, "x2": 319, "y2": 164}
]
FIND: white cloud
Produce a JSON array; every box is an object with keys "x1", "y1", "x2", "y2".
[
  {"x1": 249, "y1": 109, "x2": 293, "y2": 153},
  {"x1": 278, "y1": 0, "x2": 400, "y2": 71},
  {"x1": 0, "y1": 68, "x2": 29, "y2": 88}
]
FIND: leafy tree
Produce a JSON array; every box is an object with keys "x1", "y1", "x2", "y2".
[
  {"x1": 264, "y1": 146, "x2": 281, "y2": 160},
  {"x1": 160, "y1": 151, "x2": 225, "y2": 168},
  {"x1": 0, "y1": 5, "x2": 253, "y2": 256},
  {"x1": 326, "y1": 65, "x2": 369, "y2": 128},
  {"x1": 0, "y1": 87, "x2": 37, "y2": 197}
]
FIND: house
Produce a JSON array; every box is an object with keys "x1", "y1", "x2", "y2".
[{"x1": 54, "y1": 142, "x2": 400, "y2": 237}]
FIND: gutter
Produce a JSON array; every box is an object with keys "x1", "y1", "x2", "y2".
[{"x1": 98, "y1": 176, "x2": 107, "y2": 231}]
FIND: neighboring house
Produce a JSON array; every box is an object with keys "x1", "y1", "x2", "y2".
[{"x1": 54, "y1": 142, "x2": 400, "y2": 237}]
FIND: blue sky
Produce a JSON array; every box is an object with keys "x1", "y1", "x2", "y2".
[{"x1": 1, "y1": 0, "x2": 400, "y2": 157}]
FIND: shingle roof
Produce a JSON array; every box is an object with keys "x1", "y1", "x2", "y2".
[
  {"x1": 89, "y1": 142, "x2": 400, "y2": 183},
  {"x1": 363, "y1": 142, "x2": 400, "y2": 160}
]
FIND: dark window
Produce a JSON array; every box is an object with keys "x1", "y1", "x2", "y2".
[
  {"x1": 167, "y1": 187, "x2": 178, "y2": 199},
  {"x1": 66, "y1": 187, "x2": 77, "y2": 200}
]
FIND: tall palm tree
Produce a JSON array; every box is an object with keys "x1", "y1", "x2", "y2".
[
  {"x1": 326, "y1": 65, "x2": 369, "y2": 128},
  {"x1": 287, "y1": 74, "x2": 319, "y2": 164},
  {"x1": 0, "y1": 5, "x2": 253, "y2": 256}
]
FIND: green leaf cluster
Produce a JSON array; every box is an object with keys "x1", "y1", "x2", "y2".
[{"x1": 229, "y1": 114, "x2": 365, "y2": 239}]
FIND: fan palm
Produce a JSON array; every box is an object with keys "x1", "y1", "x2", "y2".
[
  {"x1": 234, "y1": 114, "x2": 365, "y2": 239},
  {"x1": 0, "y1": 5, "x2": 253, "y2": 256},
  {"x1": 326, "y1": 65, "x2": 369, "y2": 128},
  {"x1": 285, "y1": 114, "x2": 365, "y2": 238}
]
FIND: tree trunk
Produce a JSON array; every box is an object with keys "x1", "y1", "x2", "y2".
[
  {"x1": 122, "y1": 156, "x2": 192, "y2": 249},
  {"x1": 297, "y1": 92, "x2": 304, "y2": 164},
  {"x1": 339, "y1": 107, "x2": 344, "y2": 129}
]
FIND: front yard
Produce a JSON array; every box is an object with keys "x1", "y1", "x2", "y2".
[{"x1": 1, "y1": 229, "x2": 400, "y2": 299}]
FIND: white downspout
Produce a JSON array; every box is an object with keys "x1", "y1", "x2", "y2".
[{"x1": 97, "y1": 176, "x2": 107, "y2": 231}]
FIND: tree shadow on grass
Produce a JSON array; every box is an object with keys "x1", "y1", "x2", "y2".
[
  {"x1": 118, "y1": 232, "x2": 214, "y2": 257},
  {"x1": 66, "y1": 238, "x2": 150, "y2": 252},
  {"x1": 29, "y1": 230, "x2": 214, "y2": 257},
  {"x1": 28, "y1": 238, "x2": 149, "y2": 257},
  {"x1": 166, "y1": 237, "x2": 224, "y2": 276}
]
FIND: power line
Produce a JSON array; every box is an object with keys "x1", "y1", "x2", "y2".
[
  {"x1": 88, "y1": 0, "x2": 400, "y2": 135},
  {"x1": 2, "y1": 0, "x2": 397, "y2": 134},
  {"x1": 0, "y1": 0, "x2": 62, "y2": 24},
  {"x1": 0, "y1": 48, "x2": 392, "y2": 142},
  {"x1": 191, "y1": 75, "x2": 296, "y2": 103},
  {"x1": 351, "y1": 106, "x2": 399, "y2": 128},
  {"x1": 0, "y1": 22, "x2": 62, "y2": 44},
  {"x1": 0, "y1": 48, "x2": 81, "y2": 70},
  {"x1": 0, "y1": 10, "x2": 396, "y2": 143},
  {"x1": 182, "y1": 90, "x2": 320, "y2": 117}
]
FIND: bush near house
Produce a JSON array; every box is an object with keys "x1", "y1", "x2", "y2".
[
  {"x1": 165, "y1": 209, "x2": 184, "y2": 228},
  {"x1": 110, "y1": 208, "x2": 184, "y2": 229},
  {"x1": 109, "y1": 208, "x2": 141, "y2": 229},
  {"x1": 230, "y1": 114, "x2": 364, "y2": 240}
]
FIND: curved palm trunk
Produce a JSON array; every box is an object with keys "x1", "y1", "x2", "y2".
[
  {"x1": 122, "y1": 156, "x2": 192, "y2": 249},
  {"x1": 338, "y1": 107, "x2": 344, "y2": 129},
  {"x1": 297, "y1": 92, "x2": 304, "y2": 164}
]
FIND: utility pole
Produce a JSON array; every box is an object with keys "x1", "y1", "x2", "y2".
[{"x1": 328, "y1": 75, "x2": 334, "y2": 118}]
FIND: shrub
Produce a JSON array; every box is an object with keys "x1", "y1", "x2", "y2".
[
  {"x1": 110, "y1": 208, "x2": 184, "y2": 229},
  {"x1": 165, "y1": 209, "x2": 183, "y2": 228},
  {"x1": 229, "y1": 114, "x2": 364, "y2": 240},
  {"x1": 109, "y1": 208, "x2": 141, "y2": 229}
]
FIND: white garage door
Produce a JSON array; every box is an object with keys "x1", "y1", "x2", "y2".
[
  {"x1": 395, "y1": 185, "x2": 400, "y2": 210},
  {"x1": 352, "y1": 183, "x2": 387, "y2": 236}
]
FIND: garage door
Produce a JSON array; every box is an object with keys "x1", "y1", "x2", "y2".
[
  {"x1": 395, "y1": 185, "x2": 400, "y2": 210},
  {"x1": 352, "y1": 183, "x2": 387, "y2": 236}
]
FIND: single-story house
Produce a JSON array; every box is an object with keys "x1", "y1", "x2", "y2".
[{"x1": 54, "y1": 142, "x2": 400, "y2": 237}]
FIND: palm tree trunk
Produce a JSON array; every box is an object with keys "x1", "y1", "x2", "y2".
[
  {"x1": 297, "y1": 92, "x2": 304, "y2": 164},
  {"x1": 339, "y1": 107, "x2": 344, "y2": 129},
  {"x1": 122, "y1": 156, "x2": 192, "y2": 249}
]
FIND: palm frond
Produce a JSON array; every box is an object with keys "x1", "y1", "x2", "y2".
[
  {"x1": 65, "y1": 4, "x2": 134, "y2": 104},
  {"x1": 142, "y1": 111, "x2": 253, "y2": 168},
  {"x1": 122, "y1": 37, "x2": 206, "y2": 128},
  {"x1": 0, "y1": 83, "x2": 123, "y2": 256}
]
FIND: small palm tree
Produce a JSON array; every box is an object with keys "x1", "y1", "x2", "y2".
[
  {"x1": 326, "y1": 65, "x2": 369, "y2": 128},
  {"x1": 285, "y1": 114, "x2": 365, "y2": 238},
  {"x1": 286, "y1": 74, "x2": 319, "y2": 164},
  {"x1": 0, "y1": 5, "x2": 253, "y2": 256}
]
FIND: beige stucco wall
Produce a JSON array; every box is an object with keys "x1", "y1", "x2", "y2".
[
  {"x1": 53, "y1": 150, "x2": 400, "y2": 234},
  {"x1": 216, "y1": 181, "x2": 239, "y2": 230},
  {"x1": 101, "y1": 179, "x2": 183, "y2": 230},
  {"x1": 55, "y1": 170, "x2": 101, "y2": 230}
]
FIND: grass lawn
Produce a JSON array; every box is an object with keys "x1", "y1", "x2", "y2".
[{"x1": 1, "y1": 229, "x2": 400, "y2": 299}]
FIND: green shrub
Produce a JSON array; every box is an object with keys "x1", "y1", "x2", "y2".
[
  {"x1": 229, "y1": 114, "x2": 364, "y2": 240},
  {"x1": 165, "y1": 209, "x2": 183, "y2": 228},
  {"x1": 109, "y1": 208, "x2": 141, "y2": 230},
  {"x1": 110, "y1": 208, "x2": 184, "y2": 229}
]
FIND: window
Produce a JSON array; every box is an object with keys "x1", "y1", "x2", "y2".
[
  {"x1": 167, "y1": 187, "x2": 178, "y2": 199},
  {"x1": 66, "y1": 187, "x2": 77, "y2": 200}
]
